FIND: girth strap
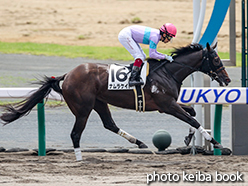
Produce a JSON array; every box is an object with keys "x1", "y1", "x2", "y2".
[{"x1": 133, "y1": 85, "x2": 145, "y2": 112}]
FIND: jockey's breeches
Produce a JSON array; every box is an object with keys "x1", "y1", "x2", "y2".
[{"x1": 118, "y1": 27, "x2": 146, "y2": 61}]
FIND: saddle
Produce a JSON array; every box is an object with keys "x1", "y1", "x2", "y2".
[{"x1": 108, "y1": 62, "x2": 149, "y2": 112}]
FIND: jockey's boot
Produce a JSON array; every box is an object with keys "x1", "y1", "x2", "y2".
[{"x1": 129, "y1": 66, "x2": 144, "y2": 87}]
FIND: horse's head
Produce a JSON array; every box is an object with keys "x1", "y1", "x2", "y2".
[{"x1": 200, "y1": 43, "x2": 231, "y2": 86}]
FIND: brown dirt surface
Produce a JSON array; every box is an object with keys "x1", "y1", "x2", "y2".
[
  {"x1": 0, "y1": 151, "x2": 247, "y2": 186},
  {"x1": 0, "y1": 0, "x2": 242, "y2": 52}
]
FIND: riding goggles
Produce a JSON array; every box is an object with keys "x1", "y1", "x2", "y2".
[{"x1": 166, "y1": 35, "x2": 172, "y2": 41}]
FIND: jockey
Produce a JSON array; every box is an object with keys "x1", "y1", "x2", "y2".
[{"x1": 118, "y1": 23, "x2": 177, "y2": 87}]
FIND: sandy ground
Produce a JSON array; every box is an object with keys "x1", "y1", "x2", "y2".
[
  {"x1": 0, "y1": 0, "x2": 242, "y2": 52},
  {"x1": 0, "y1": 151, "x2": 247, "y2": 186},
  {"x1": 0, "y1": 1, "x2": 246, "y2": 185}
]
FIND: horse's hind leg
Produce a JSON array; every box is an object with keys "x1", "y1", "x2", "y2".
[
  {"x1": 64, "y1": 93, "x2": 93, "y2": 161},
  {"x1": 71, "y1": 112, "x2": 92, "y2": 161},
  {"x1": 94, "y1": 99, "x2": 148, "y2": 148}
]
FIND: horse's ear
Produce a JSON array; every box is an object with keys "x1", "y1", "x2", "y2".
[
  {"x1": 206, "y1": 42, "x2": 211, "y2": 51},
  {"x1": 212, "y1": 42, "x2": 218, "y2": 49}
]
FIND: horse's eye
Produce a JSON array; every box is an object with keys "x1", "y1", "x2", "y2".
[{"x1": 214, "y1": 57, "x2": 220, "y2": 65}]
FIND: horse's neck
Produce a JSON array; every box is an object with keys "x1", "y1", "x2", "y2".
[{"x1": 171, "y1": 51, "x2": 202, "y2": 83}]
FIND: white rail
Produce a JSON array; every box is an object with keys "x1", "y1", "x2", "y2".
[
  {"x1": 0, "y1": 88, "x2": 62, "y2": 100},
  {"x1": 0, "y1": 87, "x2": 247, "y2": 104}
]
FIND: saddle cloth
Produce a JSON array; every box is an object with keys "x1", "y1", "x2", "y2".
[{"x1": 108, "y1": 61, "x2": 149, "y2": 90}]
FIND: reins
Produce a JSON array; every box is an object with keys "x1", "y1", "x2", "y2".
[
  {"x1": 148, "y1": 54, "x2": 202, "y2": 85},
  {"x1": 149, "y1": 61, "x2": 167, "y2": 74},
  {"x1": 148, "y1": 60, "x2": 183, "y2": 85},
  {"x1": 148, "y1": 48, "x2": 219, "y2": 85}
]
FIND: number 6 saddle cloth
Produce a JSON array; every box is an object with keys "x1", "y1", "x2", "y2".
[
  {"x1": 108, "y1": 61, "x2": 149, "y2": 112},
  {"x1": 108, "y1": 61, "x2": 149, "y2": 90}
]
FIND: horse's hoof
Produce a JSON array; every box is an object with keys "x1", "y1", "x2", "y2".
[
  {"x1": 184, "y1": 136, "x2": 191, "y2": 146},
  {"x1": 214, "y1": 143, "x2": 223, "y2": 149},
  {"x1": 139, "y1": 143, "x2": 148, "y2": 149}
]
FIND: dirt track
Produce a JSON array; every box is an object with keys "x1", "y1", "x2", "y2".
[{"x1": 0, "y1": 151, "x2": 247, "y2": 186}]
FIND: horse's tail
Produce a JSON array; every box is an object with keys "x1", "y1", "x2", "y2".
[{"x1": 0, "y1": 74, "x2": 66, "y2": 125}]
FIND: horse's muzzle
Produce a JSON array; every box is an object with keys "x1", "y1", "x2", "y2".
[
  {"x1": 218, "y1": 78, "x2": 231, "y2": 87},
  {"x1": 224, "y1": 77, "x2": 231, "y2": 86},
  {"x1": 217, "y1": 69, "x2": 231, "y2": 86}
]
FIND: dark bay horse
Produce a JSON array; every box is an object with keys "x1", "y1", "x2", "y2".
[{"x1": 0, "y1": 43, "x2": 231, "y2": 161}]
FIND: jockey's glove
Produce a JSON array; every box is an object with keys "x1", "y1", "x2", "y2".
[{"x1": 164, "y1": 54, "x2": 173, "y2": 62}]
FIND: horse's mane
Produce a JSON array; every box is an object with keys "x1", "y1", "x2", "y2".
[
  {"x1": 171, "y1": 43, "x2": 203, "y2": 59},
  {"x1": 147, "y1": 43, "x2": 203, "y2": 72}
]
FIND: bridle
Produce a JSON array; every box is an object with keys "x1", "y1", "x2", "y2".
[{"x1": 199, "y1": 48, "x2": 225, "y2": 82}]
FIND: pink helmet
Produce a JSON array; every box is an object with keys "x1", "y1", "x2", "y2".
[{"x1": 160, "y1": 23, "x2": 177, "y2": 37}]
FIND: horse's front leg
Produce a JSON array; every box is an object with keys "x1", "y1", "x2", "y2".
[
  {"x1": 178, "y1": 104, "x2": 196, "y2": 145},
  {"x1": 179, "y1": 103, "x2": 196, "y2": 117},
  {"x1": 164, "y1": 101, "x2": 223, "y2": 149},
  {"x1": 184, "y1": 127, "x2": 196, "y2": 146},
  {"x1": 177, "y1": 104, "x2": 196, "y2": 145}
]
